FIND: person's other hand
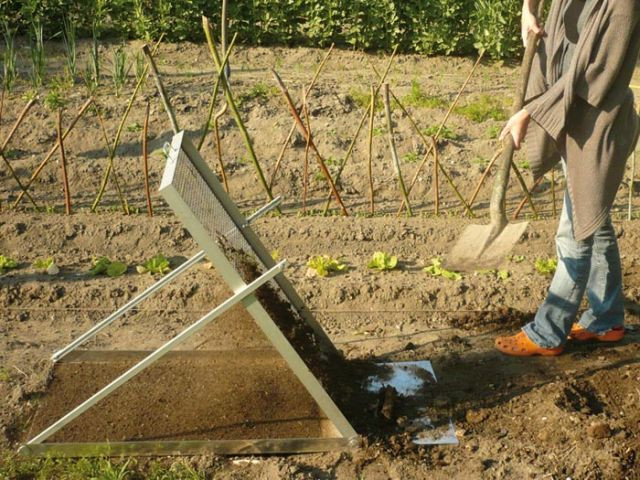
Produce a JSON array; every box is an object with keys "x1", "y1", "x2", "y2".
[
  {"x1": 500, "y1": 109, "x2": 531, "y2": 150},
  {"x1": 522, "y1": 8, "x2": 543, "y2": 46}
]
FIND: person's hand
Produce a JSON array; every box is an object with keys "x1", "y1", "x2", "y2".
[
  {"x1": 500, "y1": 109, "x2": 531, "y2": 150},
  {"x1": 522, "y1": 7, "x2": 543, "y2": 46}
]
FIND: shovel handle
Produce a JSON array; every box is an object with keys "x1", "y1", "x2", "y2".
[{"x1": 490, "y1": 3, "x2": 544, "y2": 230}]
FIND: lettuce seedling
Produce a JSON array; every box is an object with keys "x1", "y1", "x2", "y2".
[
  {"x1": 423, "y1": 258, "x2": 462, "y2": 281},
  {"x1": 33, "y1": 257, "x2": 59, "y2": 275},
  {"x1": 0, "y1": 255, "x2": 18, "y2": 275},
  {"x1": 535, "y1": 258, "x2": 558, "y2": 276},
  {"x1": 475, "y1": 268, "x2": 510, "y2": 281},
  {"x1": 137, "y1": 254, "x2": 171, "y2": 275},
  {"x1": 307, "y1": 255, "x2": 347, "y2": 277},
  {"x1": 367, "y1": 251, "x2": 398, "y2": 271},
  {"x1": 90, "y1": 257, "x2": 128, "y2": 277}
]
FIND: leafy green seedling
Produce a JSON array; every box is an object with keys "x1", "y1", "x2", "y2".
[
  {"x1": 423, "y1": 258, "x2": 461, "y2": 281},
  {"x1": 90, "y1": 257, "x2": 128, "y2": 277},
  {"x1": 271, "y1": 250, "x2": 280, "y2": 261},
  {"x1": 0, "y1": 367, "x2": 9, "y2": 382},
  {"x1": 535, "y1": 258, "x2": 558, "y2": 276},
  {"x1": 33, "y1": 257, "x2": 59, "y2": 275},
  {"x1": 368, "y1": 252, "x2": 398, "y2": 271},
  {"x1": 510, "y1": 254, "x2": 526, "y2": 263},
  {"x1": 0, "y1": 255, "x2": 18, "y2": 274},
  {"x1": 127, "y1": 122, "x2": 143, "y2": 132},
  {"x1": 137, "y1": 254, "x2": 171, "y2": 275},
  {"x1": 307, "y1": 255, "x2": 347, "y2": 277},
  {"x1": 476, "y1": 268, "x2": 509, "y2": 281}
]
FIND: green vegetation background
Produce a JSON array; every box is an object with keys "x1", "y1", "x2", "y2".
[{"x1": 3, "y1": 0, "x2": 525, "y2": 59}]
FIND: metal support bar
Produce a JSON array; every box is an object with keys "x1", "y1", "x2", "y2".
[
  {"x1": 51, "y1": 196, "x2": 282, "y2": 363},
  {"x1": 26, "y1": 261, "x2": 286, "y2": 446}
]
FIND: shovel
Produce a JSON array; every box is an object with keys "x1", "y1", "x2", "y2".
[{"x1": 446, "y1": 29, "x2": 542, "y2": 272}]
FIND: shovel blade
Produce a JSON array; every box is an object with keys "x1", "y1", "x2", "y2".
[{"x1": 445, "y1": 221, "x2": 529, "y2": 272}]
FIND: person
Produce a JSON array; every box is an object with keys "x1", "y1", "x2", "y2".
[{"x1": 495, "y1": 0, "x2": 640, "y2": 356}]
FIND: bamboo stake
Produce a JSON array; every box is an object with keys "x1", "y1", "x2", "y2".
[
  {"x1": 0, "y1": 88, "x2": 4, "y2": 133},
  {"x1": 91, "y1": 36, "x2": 163, "y2": 211},
  {"x1": 92, "y1": 101, "x2": 129, "y2": 214},
  {"x1": 397, "y1": 53, "x2": 484, "y2": 215},
  {"x1": 383, "y1": 84, "x2": 412, "y2": 216},
  {"x1": 467, "y1": 148, "x2": 503, "y2": 209},
  {"x1": 268, "y1": 44, "x2": 334, "y2": 190},
  {"x1": 57, "y1": 109, "x2": 72, "y2": 215},
  {"x1": 551, "y1": 167, "x2": 557, "y2": 218},
  {"x1": 196, "y1": 34, "x2": 237, "y2": 151},
  {"x1": 213, "y1": 103, "x2": 230, "y2": 192},
  {"x1": 370, "y1": 71, "x2": 474, "y2": 217},
  {"x1": 320, "y1": 45, "x2": 399, "y2": 215},
  {"x1": 367, "y1": 85, "x2": 375, "y2": 215},
  {"x1": 203, "y1": 16, "x2": 275, "y2": 204},
  {"x1": 13, "y1": 97, "x2": 93, "y2": 208},
  {"x1": 514, "y1": 176, "x2": 543, "y2": 220},
  {"x1": 302, "y1": 88, "x2": 311, "y2": 214},
  {"x1": 143, "y1": 100, "x2": 153, "y2": 217},
  {"x1": 142, "y1": 44, "x2": 179, "y2": 134},
  {"x1": 432, "y1": 136, "x2": 439, "y2": 216},
  {"x1": 511, "y1": 160, "x2": 539, "y2": 217},
  {"x1": 629, "y1": 151, "x2": 636, "y2": 221},
  {"x1": 271, "y1": 68, "x2": 348, "y2": 216},
  {"x1": 0, "y1": 97, "x2": 39, "y2": 210}
]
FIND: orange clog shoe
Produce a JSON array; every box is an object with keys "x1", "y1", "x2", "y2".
[
  {"x1": 495, "y1": 331, "x2": 564, "y2": 357},
  {"x1": 569, "y1": 324, "x2": 625, "y2": 342}
]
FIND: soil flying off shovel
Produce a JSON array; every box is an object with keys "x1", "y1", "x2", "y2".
[{"x1": 446, "y1": 24, "x2": 543, "y2": 272}]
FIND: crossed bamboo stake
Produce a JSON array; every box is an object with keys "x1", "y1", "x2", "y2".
[
  {"x1": 268, "y1": 44, "x2": 335, "y2": 190},
  {"x1": 0, "y1": 97, "x2": 40, "y2": 210},
  {"x1": 272, "y1": 69, "x2": 348, "y2": 216},
  {"x1": 203, "y1": 16, "x2": 275, "y2": 205},
  {"x1": 319, "y1": 45, "x2": 400, "y2": 216}
]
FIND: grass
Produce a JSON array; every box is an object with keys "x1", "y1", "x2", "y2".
[
  {"x1": 402, "y1": 151, "x2": 420, "y2": 163},
  {"x1": 422, "y1": 125, "x2": 459, "y2": 141},
  {"x1": 402, "y1": 80, "x2": 448, "y2": 109},
  {"x1": 454, "y1": 94, "x2": 509, "y2": 123},
  {"x1": 236, "y1": 82, "x2": 278, "y2": 107},
  {"x1": 0, "y1": 454, "x2": 207, "y2": 480},
  {"x1": 485, "y1": 124, "x2": 501, "y2": 139}
]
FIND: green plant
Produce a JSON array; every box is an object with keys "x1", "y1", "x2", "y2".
[
  {"x1": 62, "y1": 15, "x2": 77, "y2": 83},
  {"x1": 237, "y1": 82, "x2": 276, "y2": 107},
  {"x1": 403, "y1": 80, "x2": 448, "y2": 109},
  {"x1": 0, "y1": 255, "x2": 18, "y2": 274},
  {"x1": 90, "y1": 257, "x2": 128, "y2": 277},
  {"x1": 134, "y1": 51, "x2": 145, "y2": 87},
  {"x1": 2, "y1": 22, "x2": 17, "y2": 92},
  {"x1": 455, "y1": 95, "x2": 508, "y2": 123},
  {"x1": 485, "y1": 124, "x2": 501, "y2": 139},
  {"x1": 423, "y1": 125, "x2": 459, "y2": 141},
  {"x1": 402, "y1": 151, "x2": 420, "y2": 163},
  {"x1": 112, "y1": 46, "x2": 128, "y2": 96},
  {"x1": 33, "y1": 257, "x2": 59, "y2": 275},
  {"x1": 476, "y1": 268, "x2": 510, "y2": 281},
  {"x1": 127, "y1": 122, "x2": 143, "y2": 133},
  {"x1": 471, "y1": 0, "x2": 522, "y2": 59},
  {"x1": 535, "y1": 258, "x2": 558, "y2": 276},
  {"x1": 137, "y1": 254, "x2": 171, "y2": 275},
  {"x1": 367, "y1": 251, "x2": 398, "y2": 271},
  {"x1": 423, "y1": 258, "x2": 461, "y2": 280},
  {"x1": 307, "y1": 255, "x2": 347, "y2": 277},
  {"x1": 44, "y1": 86, "x2": 66, "y2": 110},
  {"x1": 28, "y1": 19, "x2": 45, "y2": 88},
  {"x1": 0, "y1": 367, "x2": 9, "y2": 382},
  {"x1": 510, "y1": 254, "x2": 526, "y2": 263}
]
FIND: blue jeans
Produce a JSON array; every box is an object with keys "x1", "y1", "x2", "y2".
[{"x1": 523, "y1": 191, "x2": 625, "y2": 348}]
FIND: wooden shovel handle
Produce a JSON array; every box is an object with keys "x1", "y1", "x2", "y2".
[{"x1": 490, "y1": 2, "x2": 545, "y2": 230}]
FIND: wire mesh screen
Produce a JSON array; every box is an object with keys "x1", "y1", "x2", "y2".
[{"x1": 171, "y1": 148, "x2": 264, "y2": 270}]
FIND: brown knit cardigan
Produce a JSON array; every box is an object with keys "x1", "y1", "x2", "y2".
[{"x1": 525, "y1": 0, "x2": 640, "y2": 240}]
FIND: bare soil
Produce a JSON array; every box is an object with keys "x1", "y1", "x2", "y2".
[{"x1": 1, "y1": 44, "x2": 640, "y2": 479}]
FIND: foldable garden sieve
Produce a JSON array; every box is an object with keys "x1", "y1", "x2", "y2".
[{"x1": 20, "y1": 132, "x2": 358, "y2": 457}]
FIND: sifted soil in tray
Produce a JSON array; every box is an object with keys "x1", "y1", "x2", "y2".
[{"x1": 27, "y1": 349, "x2": 329, "y2": 443}]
